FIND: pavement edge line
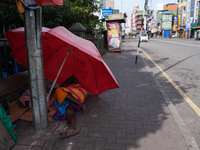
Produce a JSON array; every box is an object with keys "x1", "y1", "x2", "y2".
[
  {"x1": 141, "y1": 48, "x2": 200, "y2": 117},
  {"x1": 140, "y1": 48, "x2": 200, "y2": 150}
]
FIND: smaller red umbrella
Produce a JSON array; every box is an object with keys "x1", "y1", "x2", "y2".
[{"x1": 5, "y1": 26, "x2": 119, "y2": 96}]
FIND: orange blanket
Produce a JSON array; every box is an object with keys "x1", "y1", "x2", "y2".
[{"x1": 55, "y1": 84, "x2": 87, "y2": 105}]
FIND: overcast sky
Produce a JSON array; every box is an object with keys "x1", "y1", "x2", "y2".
[{"x1": 114, "y1": 0, "x2": 178, "y2": 18}]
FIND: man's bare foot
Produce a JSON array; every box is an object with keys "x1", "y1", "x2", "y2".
[
  {"x1": 82, "y1": 104, "x2": 89, "y2": 115},
  {"x1": 59, "y1": 128, "x2": 78, "y2": 138}
]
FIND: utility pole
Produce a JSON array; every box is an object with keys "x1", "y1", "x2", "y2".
[
  {"x1": 135, "y1": 0, "x2": 148, "y2": 64},
  {"x1": 24, "y1": 0, "x2": 48, "y2": 130},
  {"x1": 185, "y1": 0, "x2": 188, "y2": 39},
  {"x1": 121, "y1": 0, "x2": 123, "y2": 13}
]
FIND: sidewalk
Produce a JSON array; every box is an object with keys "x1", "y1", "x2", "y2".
[{"x1": 12, "y1": 39, "x2": 194, "y2": 150}]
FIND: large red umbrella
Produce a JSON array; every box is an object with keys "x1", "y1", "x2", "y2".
[{"x1": 5, "y1": 26, "x2": 119, "y2": 95}]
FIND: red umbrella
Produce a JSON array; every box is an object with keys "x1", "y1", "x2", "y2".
[{"x1": 5, "y1": 26, "x2": 119, "y2": 95}]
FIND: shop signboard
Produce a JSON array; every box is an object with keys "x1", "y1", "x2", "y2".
[
  {"x1": 106, "y1": 22, "x2": 121, "y2": 51},
  {"x1": 174, "y1": 16, "x2": 178, "y2": 25},
  {"x1": 105, "y1": 13, "x2": 125, "y2": 21},
  {"x1": 178, "y1": 16, "x2": 181, "y2": 27},
  {"x1": 102, "y1": 9, "x2": 113, "y2": 19}
]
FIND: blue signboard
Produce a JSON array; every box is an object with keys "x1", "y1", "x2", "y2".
[
  {"x1": 102, "y1": 9, "x2": 113, "y2": 19},
  {"x1": 186, "y1": 25, "x2": 191, "y2": 29},
  {"x1": 174, "y1": 16, "x2": 178, "y2": 25}
]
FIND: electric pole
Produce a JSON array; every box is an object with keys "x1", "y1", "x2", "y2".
[{"x1": 135, "y1": 0, "x2": 148, "y2": 64}]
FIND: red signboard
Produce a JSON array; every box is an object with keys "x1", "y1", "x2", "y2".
[{"x1": 106, "y1": 22, "x2": 121, "y2": 51}]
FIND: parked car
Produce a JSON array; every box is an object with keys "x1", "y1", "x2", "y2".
[{"x1": 140, "y1": 33, "x2": 148, "y2": 42}]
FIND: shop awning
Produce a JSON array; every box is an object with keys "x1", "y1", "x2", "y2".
[
  {"x1": 191, "y1": 23, "x2": 198, "y2": 29},
  {"x1": 194, "y1": 26, "x2": 200, "y2": 29}
]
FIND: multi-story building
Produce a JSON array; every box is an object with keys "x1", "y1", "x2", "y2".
[
  {"x1": 146, "y1": 10, "x2": 154, "y2": 34},
  {"x1": 198, "y1": 0, "x2": 200, "y2": 25},
  {"x1": 164, "y1": 3, "x2": 178, "y2": 16},
  {"x1": 163, "y1": 3, "x2": 177, "y2": 38},
  {"x1": 125, "y1": 18, "x2": 131, "y2": 35},
  {"x1": 190, "y1": 0, "x2": 198, "y2": 22},
  {"x1": 99, "y1": 0, "x2": 105, "y2": 9},
  {"x1": 99, "y1": 0, "x2": 114, "y2": 9},
  {"x1": 190, "y1": 0, "x2": 200, "y2": 38},
  {"x1": 178, "y1": 0, "x2": 187, "y2": 38},
  {"x1": 135, "y1": 10, "x2": 149, "y2": 34},
  {"x1": 131, "y1": 1, "x2": 139, "y2": 34},
  {"x1": 105, "y1": 0, "x2": 114, "y2": 9},
  {"x1": 151, "y1": 3, "x2": 164, "y2": 37},
  {"x1": 164, "y1": 3, "x2": 178, "y2": 11}
]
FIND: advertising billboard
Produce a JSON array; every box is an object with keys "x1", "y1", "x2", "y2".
[
  {"x1": 162, "y1": 14, "x2": 172, "y2": 21},
  {"x1": 162, "y1": 22, "x2": 172, "y2": 29},
  {"x1": 106, "y1": 22, "x2": 121, "y2": 51},
  {"x1": 162, "y1": 14, "x2": 172, "y2": 29}
]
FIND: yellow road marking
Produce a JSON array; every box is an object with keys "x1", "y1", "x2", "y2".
[{"x1": 141, "y1": 49, "x2": 200, "y2": 117}]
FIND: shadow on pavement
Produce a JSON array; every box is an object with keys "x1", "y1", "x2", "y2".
[{"x1": 13, "y1": 38, "x2": 189, "y2": 150}]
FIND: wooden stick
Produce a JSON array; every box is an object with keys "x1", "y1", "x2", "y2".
[{"x1": 46, "y1": 49, "x2": 70, "y2": 102}]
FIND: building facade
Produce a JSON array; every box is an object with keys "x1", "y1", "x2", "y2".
[
  {"x1": 135, "y1": 10, "x2": 149, "y2": 34},
  {"x1": 151, "y1": 3, "x2": 164, "y2": 37},
  {"x1": 190, "y1": 0, "x2": 200, "y2": 38},
  {"x1": 105, "y1": 0, "x2": 114, "y2": 9},
  {"x1": 131, "y1": 0, "x2": 139, "y2": 34},
  {"x1": 178, "y1": 0, "x2": 187, "y2": 37}
]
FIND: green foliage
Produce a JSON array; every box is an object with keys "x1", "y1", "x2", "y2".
[
  {"x1": 98, "y1": 22, "x2": 106, "y2": 34},
  {"x1": 42, "y1": 0, "x2": 101, "y2": 34},
  {"x1": 0, "y1": 5, "x2": 24, "y2": 36},
  {"x1": 0, "y1": 0, "x2": 102, "y2": 36}
]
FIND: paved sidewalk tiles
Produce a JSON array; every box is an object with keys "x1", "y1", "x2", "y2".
[{"x1": 12, "y1": 39, "x2": 192, "y2": 150}]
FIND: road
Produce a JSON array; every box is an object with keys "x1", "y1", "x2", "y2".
[{"x1": 128, "y1": 38, "x2": 200, "y2": 148}]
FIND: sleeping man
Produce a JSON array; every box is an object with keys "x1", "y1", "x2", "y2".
[{"x1": 52, "y1": 76, "x2": 88, "y2": 138}]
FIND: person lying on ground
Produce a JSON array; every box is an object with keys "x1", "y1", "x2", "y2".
[
  {"x1": 18, "y1": 88, "x2": 55, "y2": 109},
  {"x1": 53, "y1": 76, "x2": 88, "y2": 138}
]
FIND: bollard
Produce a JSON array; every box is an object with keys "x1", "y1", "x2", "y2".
[{"x1": 135, "y1": 38, "x2": 140, "y2": 64}]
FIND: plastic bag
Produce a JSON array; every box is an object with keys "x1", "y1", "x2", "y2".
[{"x1": 0, "y1": 104, "x2": 17, "y2": 142}]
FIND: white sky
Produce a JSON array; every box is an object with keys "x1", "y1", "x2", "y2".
[{"x1": 114, "y1": 0, "x2": 178, "y2": 18}]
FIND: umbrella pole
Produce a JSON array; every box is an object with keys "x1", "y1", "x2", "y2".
[{"x1": 46, "y1": 50, "x2": 70, "y2": 102}]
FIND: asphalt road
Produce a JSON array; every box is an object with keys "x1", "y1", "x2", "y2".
[{"x1": 129, "y1": 37, "x2": 200, "y2": 148}]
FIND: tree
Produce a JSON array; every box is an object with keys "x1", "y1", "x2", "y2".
[
  {"x1": 0, "y1": 0, "x2": 102, "y2": 36},
  {"x1": 0, "y1": 5, "x2": 23, "y2": 37},
  {"x1": 42, "y1": 0, "x2": 101, "y2": 34},
  {"x1": 98, "y1": 22, "x2": 106, "y2": 34}
]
